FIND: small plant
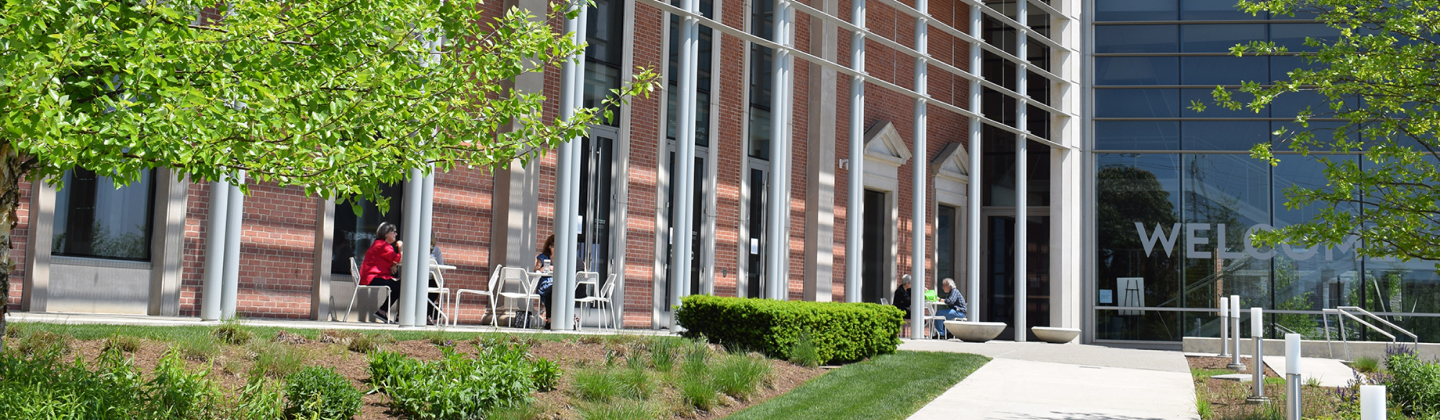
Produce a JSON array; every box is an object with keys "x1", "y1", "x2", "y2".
[
  {"x1": 347, "y1": 332, "x2": 395, "y2": 354},
  {"x1": 249, "y1": 341, "x2": 308, "y2": 378},
  {"x1": 146, "y1": 350, "x2": 222, "y2": 419},
  {"x1": 285, "y1": 366, "x2": 363, "y2": 420},
  {"x1": 678, "y1": 372, "x2": 719, "y2": 411},
  {"x1": 14, "y1": 329, "x2": 71, "y2": 356},
  {"x1": 369, "y1": 345, "x2": 539, "y2": 419},
  {"x1": 1351, "y1": 355, "x2": 1381, "y2": 374},
  {"x1": 213, "y1": 318, "x2": 253, "y2": 345},
  {"x1": 175, "y1": 335, "x2": 223, "y2": 362},
  {"x1": 532, "y1": 357, "x2": 562, "y2": 392},
  {"x1": 573, "y1": 368, "x2": 626, "y2": 403},
  {"x1": 788, "y1": 331, "x2": 822, "y2": 367},
  {"x1": 649, "y1": 337, "x2": 678, "y2": 372},
  {"x1": 1385, "y1": 345, "x2": 1440, "y2": 416},
  {"x1": 235, "y1": 373, "x2": 285, "y2": 420},
  {"x1": 424, "y1": 328, "x2": 451, "y2": 347},
  {"x1": 102, "y1": 334, "x2": 141, "y2": 353},
  {"x1": 578, "y1": 400, "x2": 662, "y2": 420},
  {"x1": 1304, "y1": 376, "x2": 1322, "y2": 388},
  {"x1": 712, "y1": 352, "x2": 772, "y2": 400},
  {"x1": 1195, "y1": 385, "x2": 1213, "y2": 419},
  {"x1": 579, "y1": 335, "x2": 604, "y2": 345},
  {"x1": 489, "y1": 401, "x2": 544, "y2": 420}
]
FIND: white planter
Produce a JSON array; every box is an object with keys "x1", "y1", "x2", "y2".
[
  {"x1": 945, "y1": 321, "x2": 1006, "y2": 343},
  {"x1": 1032, "y1": 326, "x2": 1081, "y2": 344}
]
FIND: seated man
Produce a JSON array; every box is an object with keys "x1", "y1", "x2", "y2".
[{"x1": 932, "y1": 278, "x2": 968, "y2": 339}]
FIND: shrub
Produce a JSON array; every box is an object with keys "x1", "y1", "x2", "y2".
[
  {"x1": 103, "y1": 334, "x2": 142, "y2": 353},
  {"x1": 145, "y1": 350, "x2": 223, "y2": 419},
  {"x1": 788, "y1": 331, "x2": 822, "y2": 367},
  {"x1": 286, "y1": 366, "x2": 363, "y2": 420},
  {"x1": 213, "y1": 318, "x2": 253, "y2": 345},
  {"x1": 369, "y1": 346, "x2": 537, "y2": 419},
  {"x1": 1385, "y1": 345, "x2": 1440, "y2": 416},
  {"x1": 713, "y1": 353, "x2": 772, "y2": 400},
  {"x1": 0, "y1": 348, "x2": 145, "y2": 418},
  {"x1": 675, "y1": 295, "x2": 903, "y2": 364},
  {"x1": 250, "y1": 341, "x2": 309, "y2": 378},
  {"x1": 531, "y1": 357, "x2": 562, "y2": 392},
  {"x1": 1351, "y1": 355, "x2": 1381, "y2": 374}
]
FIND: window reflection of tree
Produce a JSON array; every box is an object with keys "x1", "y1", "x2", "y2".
[
  {"x1": 1182, "y1": 155, "x2": 1269, "y2": 317},
  {"x1": 1096, "y1": 164, "x2": 1180, "y2": 340}
]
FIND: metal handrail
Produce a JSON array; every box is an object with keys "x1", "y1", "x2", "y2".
[
  {"x1": 1338, "y1": 306, "x2": 1420, "y2": 347},
  {"x1": 1320, "y1": 306, "x2": 1420, "y2": 362}
]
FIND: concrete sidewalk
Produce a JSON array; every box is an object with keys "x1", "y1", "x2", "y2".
[{"x1": 902, "y1": 340, "x2": 1200, "y2": 420}]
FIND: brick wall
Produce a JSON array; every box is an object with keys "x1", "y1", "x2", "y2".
[{"x1": 6, "y1": 180, "x2": 30, "y2": 311}]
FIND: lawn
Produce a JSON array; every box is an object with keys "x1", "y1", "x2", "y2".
[{"x1": 725, "y1": 350, "x2": 988, "y2": 420}]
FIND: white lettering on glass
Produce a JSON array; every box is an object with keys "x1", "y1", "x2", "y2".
[
  {"x1": 1135, "y1": 222, "x2": 1182, "y2": 257},
  {"x1": 1132, "y1": 222, "x2": 1358, "y2": 261},
  {"x1": 1186, "y1": 223, "x2": 1211, "y2": 259}
]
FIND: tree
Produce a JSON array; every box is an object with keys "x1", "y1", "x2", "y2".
[
  {"x1": 0, "y1": 0, "x2": 658, "y2": 340},
  {"x1": 1196, "y1": 0, "x2": 1440, "y2": 266}
]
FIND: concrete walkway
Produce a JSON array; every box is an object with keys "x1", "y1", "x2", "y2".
[
  {"x1": 903, "y1": 340, "x2": 1200, "y2": 420},
  {"x1": 1264, "y1": 356, "x2": 1357, "y2": 388}
]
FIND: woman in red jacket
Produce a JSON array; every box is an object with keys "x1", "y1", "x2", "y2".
[{"x1": 359, "y1": 222, "x2": 403, "y2": 322}]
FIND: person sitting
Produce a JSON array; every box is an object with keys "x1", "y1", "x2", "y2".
[
  {"x1": 359, "y1": 222, "x2": 402, "y2": 323},
  {"x1": 893, "y1": 279, "x2": 913, "y2": 319},
  {"x1": 532, "y1": 234, "x2": 556, "y2": 327},
  {"x1": 932, "y1": 278, "x2": 969, "y2": 339}
]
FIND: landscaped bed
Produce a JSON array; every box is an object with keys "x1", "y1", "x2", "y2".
[
  {"x1": 1, "y1": 322, "x2": 825, "y2": 419},
  {"x1": 1187, "y1": 350, "x2": 1440, "y2": 420}
]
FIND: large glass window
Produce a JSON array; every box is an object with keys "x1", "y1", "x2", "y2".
[
  {"x1": 1095, "y1": 121, "x2": 1180, "y2": 150},
  {"x1": 52, "y1": 169, "x2": 156, "y2": 261},
  {"x1": 1095, "y1": 154, "x2": 1183, "y2": 340},
  {"x1": 1095, "y1": 57, "x2": 1179, "y2": 86},
  {"x1": 1095, "y1": 26, "x2": 1179, "y2": 54},
  {"x1": 1095, "y1": 89, "x2": 1179, "y2": 118},
  {"x1": 584, "y1": 0, "x2": 626, "y2": 125},
  {"x1": 332, "y1": 184, "x2": 404, "y2": 275},
  {"x1": 1095, "y1": 0, "x2": 1177, "y2": 22},
  {"x1": 747, "y1": 0, "x2": 774, "y2": 160},
  {"x1": 666, "y1": 0, "x2": 714, "y2": 147}
]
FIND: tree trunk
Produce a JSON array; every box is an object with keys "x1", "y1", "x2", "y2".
[{"x1": 0, "y1": 143, "x2": 23, "y2": 348}]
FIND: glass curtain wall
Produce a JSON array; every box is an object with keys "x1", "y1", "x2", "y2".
[{"x1": 1091, "y1": 0, "x2": 1440, "y2": 342}]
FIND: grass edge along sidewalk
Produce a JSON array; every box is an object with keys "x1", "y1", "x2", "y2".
[{"x1": 726, "y1": 351, "x2": 989, "y2": 420}]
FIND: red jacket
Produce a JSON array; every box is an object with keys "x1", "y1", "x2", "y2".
[{"x1": 359, "y1": 239, "x2": 401, "y2": 285}]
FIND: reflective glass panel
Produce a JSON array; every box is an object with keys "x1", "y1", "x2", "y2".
[
  {"x1": 1181, "y1": 0, "x2": 1263, "y2": 20},
  {"x1": 1095, "y1": 121, "x2": 1180, "y2": 150},
  {"x1": 1095, "y1": 25, "x2": 1178, "y2": 54},
  {"x1": 1182, "y1": 154, "x2": 1272, "y2": 310},
  {"x1": 1271, "y1": 23, "x2": 1339, "y2": 52},
  {"x1": 1181, "y1": 24, "x2": 1266, "y2": 53},
  {"x1": 1272, "y1": 156, "x2": 1362, "y2": 320},
  {"x1": 1096, "y1": 57, "x2": 1180, "y2": 86},
  {"x1": 1096, "y1": 89, "x2": 1179, "y2": 118},
  {"x1": 1182, "y1": 121, "x2": 1269, "y2": 150},
  {"x1": 1095, "y1": 0, "x2": 1177, "y2": 21},
  {"x1": 332, "y1": 183, "x2": 404, "y2": 274},
  {"x1": 1095, "y1": 154, "x2": 1183, "y2": 316},
  {"x1": 1181, "y1": 89, "x2": 1261, "y2": 119},
  {"x1": 52, "y1": 169, "x2": 155, "y2": 261},
  {"x1": 1179, "y1": 56, "x2": 1267, "y2": 86}
]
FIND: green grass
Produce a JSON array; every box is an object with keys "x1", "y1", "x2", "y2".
[
  {"x1": 726, "y1": 351, "x2": 987, "y2": 420},
  {"x1": 1351, "y1": 355, "x2": 1381, "y2": 373},
  {"x1": 1191, "y1": 368, "x2": 1237, "y2": 379}
]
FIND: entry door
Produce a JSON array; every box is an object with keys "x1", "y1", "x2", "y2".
[
  {"x1": 981, "y1": 210, "x2": 1051, "y2": 341},
  {"x1": 664, "y1": 145, "x2": 707, "y2": 306},
  {"x1": 746, "y1": 161, "x2": 769, "y2": 298},
  {"x1": 579, "y1": 126, "x2": 619, "y2": 297},
  {"x1": 861, "y1": 189, "x2": 887, "y2": 304}
]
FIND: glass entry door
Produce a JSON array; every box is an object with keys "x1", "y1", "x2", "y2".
[
  {"x1": 981, "y1": 210, "x2": 1050, "y2": 341},
  {"x1": 578, "y1": 126, "x2": 618, "y2": 297},
  {"x1": 746, "y1": 161, "x2": 768, "y2": 298},
  {"x1": 861, "y1": 189, "x2": 887, "y2": 304},
  {"x1": 664, "y1": 145, "x2": 707, "y2": 306}
]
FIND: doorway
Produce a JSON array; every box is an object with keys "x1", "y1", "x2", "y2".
[
  {"x1": 980, "y1": 209, "x2": 1050, "y2": 341},
  {"x1": 663, "y1": 144, "x2": 708, "y2": 305},
  {"x1": 579, "y1": 126, "x2": 619, "y2": 297},
  {"x1": 745, "y1": 161, "x2": 768, "y2": 298},
  {"x1": 861, "y1": 189, "x2": 888, "y2": 304}
]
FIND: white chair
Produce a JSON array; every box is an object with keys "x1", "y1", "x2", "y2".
[
  {"x1": 451, "y1": 265, "x2": 504, "y2": 328},
  {"x1": 923, "y1": 303, "x2": 947, "y2": 339},
  {"x1": 426, "y1": 258, "x2": 453, "y2": 326},
  {"x1": 344, "y1": 257, "x2": 391, "y2": 323},
  {"x1": 575, "y1": 271, "x2": 600, "y2": 298},
  {"x1": 496, "y1": 267, "x2": 541, "y2": 328},
  {"x1": 576, "y1": 273, "x2": 617, "y2": 330}
]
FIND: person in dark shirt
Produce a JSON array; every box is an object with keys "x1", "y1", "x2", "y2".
[
  {"x1": 932, "y1": 278, "x2": 969, "y2": 339},
  {"x1": 893, "y1": 278, "x2": 913, "y2": 319}
]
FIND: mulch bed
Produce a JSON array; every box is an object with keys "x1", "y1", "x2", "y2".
[
  {"x1": 60, "y1": 332, "x2": 826, "y2": 419},
  {"x1": 1187, "y1": 356, "x2": 1344, "y2": 419}
]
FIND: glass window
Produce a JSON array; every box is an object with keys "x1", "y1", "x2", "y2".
[
  {"x1": 1095, "y1": 57, "x2": 1180, "y2": 86},
  {"x1": 1027, "y1": 71, "x2": 1050, "y2": 106},
  {"x1": 665, "y1": 0, "x2": 714, "y2": 147},
  {"x1": 983, "y1": 52, "x2": 1018, "y2": 90},
  {"x1": 748, "y1": 0, "x2": 774, "y2": 160},
  {"x1": 1181, "y1": 0, "x2": 1263, "y2": 20},
  {"x1": 584, "y1": 0, "x2": 627, "y2": 126},
  {"x1": 1028, "y1": 10, "x2": 1051, "y2": 38},
  {"x1": 1095, "y1": 121, "x2": 1180, "y2": 150},
  {"x1": 1027, "y1": 39, "x2": 1051, "y2": 72},
  {"x1": 1270, "y1": 23, "x2": 1338, "y2": 52},
  {"x1": 748, "y1": 107, "x2": 771, "y2": 160},
  {"x1": 984, "y1": 0, "x2": 1017, "y2": 20},
  {"x1": 983, "y1": 87, "x2": 1018, "y2": 127},
  {"x1": 1182, "y1": 120, "x2": 1269, "y2": 150},
  {"x1": 982, "y1": 126, "x2": 1017, "y2": 207},
  {"x1": 1270, "y1": 90, "x2": 1354, "y2": 119},
  {"x1": 52, "y1": 169, "x2": 155, "y2": 261},
  {"x1": 983, "y1": 17, "x2": 1018, "y2": 56},
  {"x1": 1181, "y1": 24, "x2": 1266, "y2": 53},
  {"x1": 1272, "y1": 156, "x2": 1362, "y2": 321},
  {"x1": 1180, "y1": 56, "x2": 1267, "y2": 86},
  {"x1": 1095, "y1": 153, "x2": 1183, "y2": 316},
  {"x1": 1096, "y1": 89, "x2": 1179, "y2": 118},
  {"x1": 1095, "y1": 0, "x2": 1177, "y2": 21},
  {"x1": 332, "y1": 183, "x2": 404, "y2": 275},
  {"x1": 1028, "y1": 106, "x2": 1051, "y2": 140},
  {"x1": 1181, "y1": 89, "x2": 1261, "y2": 118},
  {"x1": 1270, "y1": 55, "x2": 1321, "y2": 82},
  {"x1": 1095, "y1": 25, "x2": 1179, "y2": 54},
  {"x1": 1271, "y1": 120, "x2": 1356, "y2": 151},
  {"x1": 1027, "y1": 140, "x2": 1051, "y2": 206},
  {"x1": 1182, "y1": 153, "x2": 1272, "y2": 310}
]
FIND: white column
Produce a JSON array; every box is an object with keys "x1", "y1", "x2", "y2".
[
  {"x1": 398, "y1": 169, "x2": 424, "y2": 327},
  {"x1": 670, "y1": 0, "x2": 699, "y2": 320},
  {"x1": 780, "y1": 3, "x2": 796, "y2": 298},
  {"x1": 201, "y1": 175, "x2": 229, "y2": 321},
  {"x1": 220, "y1": 170, "x2": 245, "y2": 319},
  {"x1": 967, "y1": 5, "x2": 983, "y2": 321},
  {"x1": 845, "y1": 0, "x2": 866, "y2": 304},
  {"x1": 765, "y1": 0, "x2": 791, "y2": 301},
  {"x1": 553, "y1": 3, "x2": 587, "y2": 331},
  {"x1": 909, "y1": 0, "x2": 928, "y2": 340},
  {"x1": 1014, "y1": 0, "x2": 1029, "y2": 342},
  {"x1": 413, "y1": 170, "x2": 435, "y2": 325}
]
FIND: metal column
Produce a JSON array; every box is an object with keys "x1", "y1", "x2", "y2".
[
  {"x1": 220, "y1": 171, "x2": 245, "y2": 319},
  {"x1": 967, "y1": 4, "x2": 983, "y2": 322},
  {"x1": 1013, "y1": 1, "x2": 1029, "y2": 342},
  {"x1": 398, "y1": 169, "x2": 424, "y2": 327},
  {"x1": 909, "y1": 0, "x2": 928, "y2": 340},
  {"x1": 845, "y1": 0, "x2": 866, "y2": 303},
  {"x1": 413, "y1": 170, "x2": 435, "y2": 325},
  {"x1": 670, "y1": 0, "x2": 700, "y2": 321},
  {"x1": 201, "y1": 175, "x2": 230, "y2": 321},
  {"x1": 765, "y1": 0, "x2": 792, "y2": 301},
  {"x1": 554, "y1": 3, "x2": 588, "y2": 331}
]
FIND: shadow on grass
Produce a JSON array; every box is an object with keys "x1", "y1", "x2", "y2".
[{"x1": 726, "y1": 350, "x2": 988, "y2": 420}]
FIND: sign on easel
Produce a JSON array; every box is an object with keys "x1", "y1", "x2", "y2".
[{"x1": 1118, "y1": 277, "x2": 1145, "y2": 315}]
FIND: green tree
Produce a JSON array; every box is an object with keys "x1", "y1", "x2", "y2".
[
  {"x1": 0, "y1": 0, "x2": 658, "y2": 341},
  {"x1": 1195, "y1": 0, "x2": 1440, "y2": 265}
]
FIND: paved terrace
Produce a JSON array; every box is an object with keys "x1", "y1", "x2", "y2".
[{"x1": 903, "y1": 340, "x2": 1201, "y2": 420}]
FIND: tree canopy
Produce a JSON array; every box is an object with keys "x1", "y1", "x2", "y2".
[{"x1": 1199, "y1": 0, "x2": 1440, "y2": 264}]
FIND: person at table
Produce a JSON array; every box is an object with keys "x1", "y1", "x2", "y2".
[
  {"x1": 932, "y1": 278, "x2": 969, "y2": 339},
  {"x1": 359, "y1": 222, "x2": 402, "y2": 323},
  {"x1": 893, "y1": 278, "x2": 913, "y2": 319},
  {"x1": 533, "y1": 234, "x2": 556, "y2": 326}
]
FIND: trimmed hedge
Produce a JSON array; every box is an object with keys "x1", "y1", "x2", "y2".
[{"x1": 675, "y1": 295, "x2": 904, "y2": 364}]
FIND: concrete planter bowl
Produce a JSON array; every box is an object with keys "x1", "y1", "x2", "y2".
[
  {"x1": 1031, "y1": 326, "x2": 1081, "y2": 344},
  {"x1": 944, "y1": 321, "x2": 1006, "y2": 343}
]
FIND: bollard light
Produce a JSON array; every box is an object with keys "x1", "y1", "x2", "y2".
[
  {"x1": 1361, "y1": 385, "x2": 1386, "y2": 420},
  {"x1": 1251, "y1": 307, "x2": 1263, "y2": 337},
  {"x1": 1286, "y1": 333, "x2": 1301, "y2": 374},
  {"x1": 1219, "y1": 298, "x2": 1231, "y2": 357},
  {"x1": 1286, "y1": 333, "x2": 1303, "y2": 420},
  {"x1": 1229, "y1": 295, "x2": 1244, "y2": 370},
  {"x1": 1247, "y1": 307, "x2": 1269, "y2": 404}
]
